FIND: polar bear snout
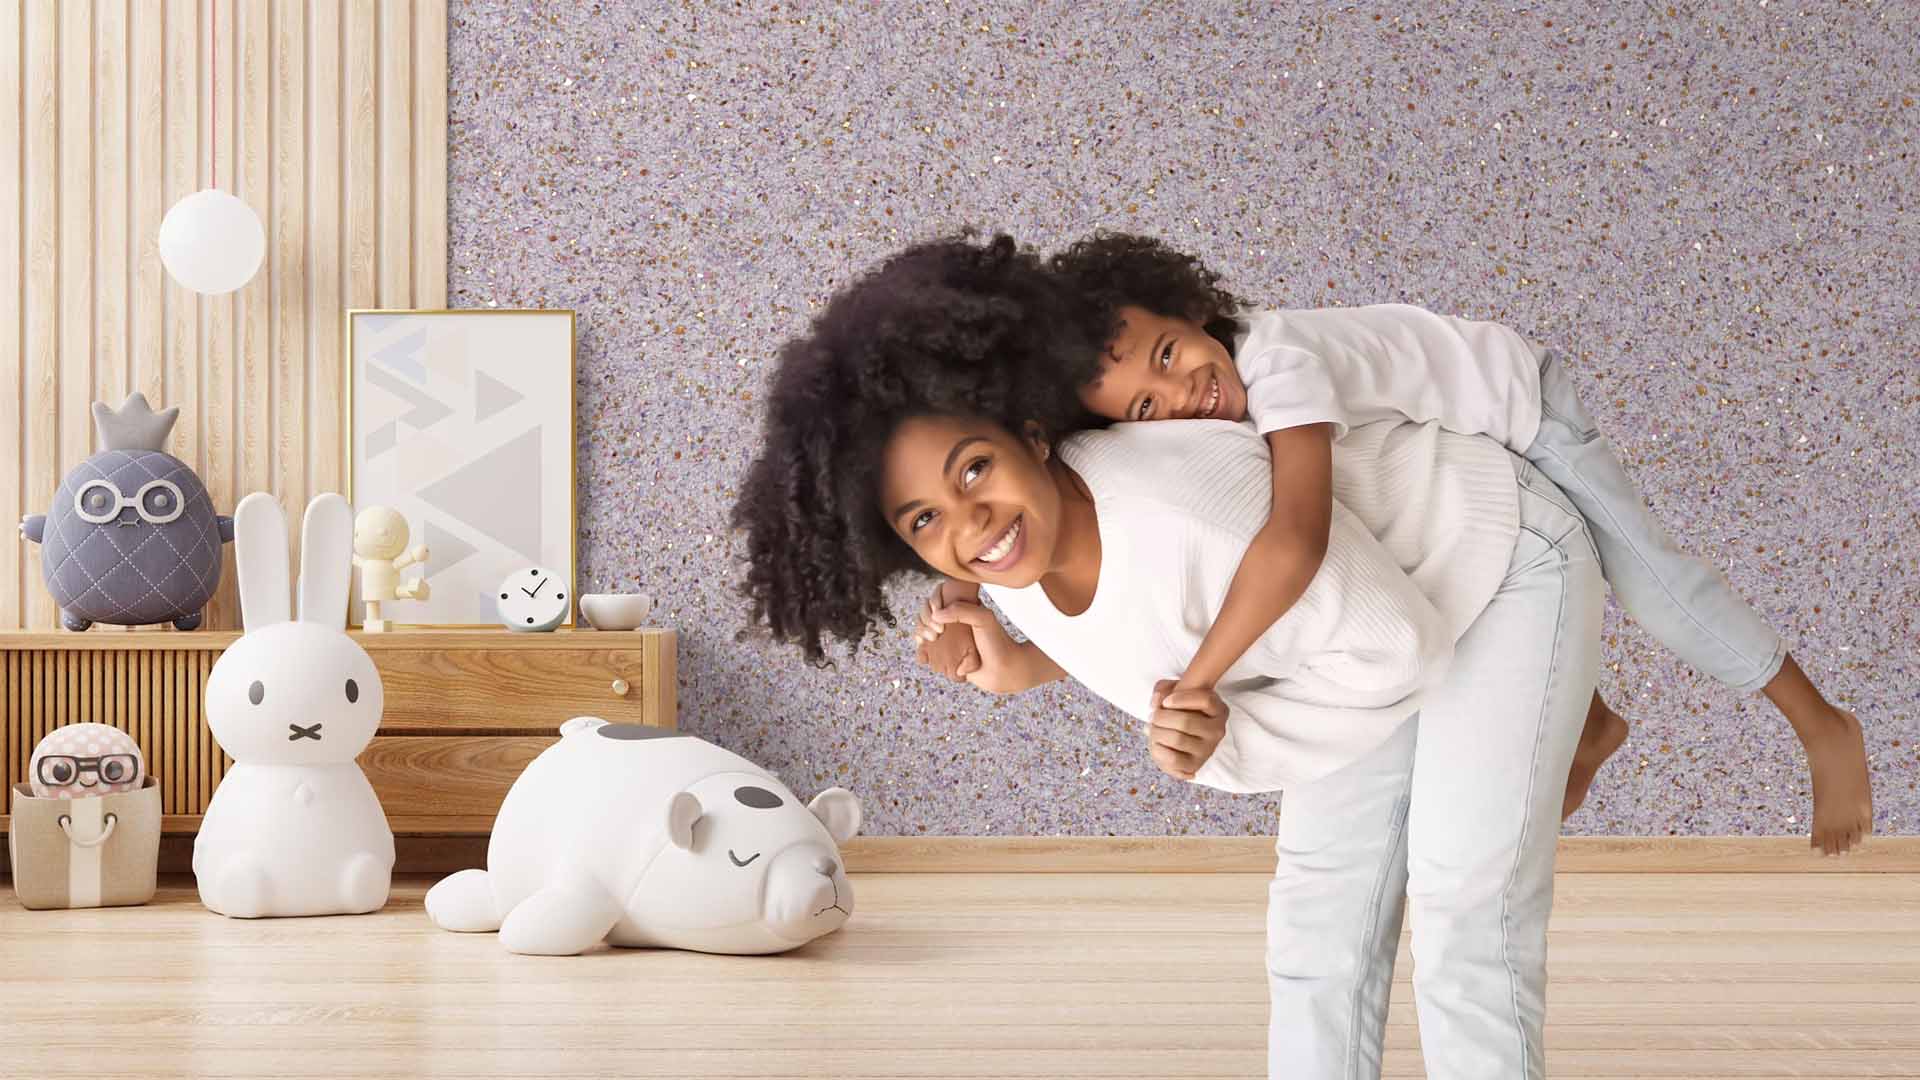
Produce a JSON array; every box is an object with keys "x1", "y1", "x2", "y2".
[{"x1": 762, "y1": 844, "x2": 853, "y2": 939}]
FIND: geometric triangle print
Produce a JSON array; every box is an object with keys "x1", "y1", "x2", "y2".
[
  {"x1": 475, "y1": 370, "x2": 525, "y2": 423},
  {"x1": 423, "y1": 519, "x2": 479, "y2": 575},
  {"x1": 417, "y1": 427, "x2": 543, "y2": 563}
]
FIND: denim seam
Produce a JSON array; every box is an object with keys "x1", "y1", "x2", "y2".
[
  {"x1": 1496, "y1": 527, "x2": 1568, "y2": 1079},
  {"x1": 1535, "y1": 400, "x2": 1602, "y2": 444},
  {"x1": 1529, "y1": 438, "x2": 1774, "y2": 684},
  {"x1": 1344, "y1": 786, "x2": 1411, "y2": 1079}
]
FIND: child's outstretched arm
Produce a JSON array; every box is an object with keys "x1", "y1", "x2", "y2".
[{"x1": 1175, "y1": 423, "x2": 1334, "y2": 692}]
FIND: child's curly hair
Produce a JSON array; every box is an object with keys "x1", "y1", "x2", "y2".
[
  {"x1": 731, "y1": 231, "x2": 1109, "y2": 664},
  {"x1": 1047, "y1": 231, "x2": 1248, "y2": 374}
]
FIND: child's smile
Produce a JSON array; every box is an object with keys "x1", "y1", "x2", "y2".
[{"x1": 1079, "y1": 305, "x2": 1248, "y2": 424}]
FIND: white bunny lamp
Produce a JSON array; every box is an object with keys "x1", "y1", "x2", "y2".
[{"x1": 192, "y1": 493, "x2": 395, "y2": 918}]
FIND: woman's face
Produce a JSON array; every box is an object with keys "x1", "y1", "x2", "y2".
[
  {"x1": 879, "y1": 415, "x2": 1065, "y2": 589},
  {"x1": 1078, "y1": 305, "x2": 1247, "y2": 424}
]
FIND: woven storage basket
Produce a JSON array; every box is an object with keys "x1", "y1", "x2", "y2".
[{"x1": 8, "y1": 779, "x2": 161, "y2": 909}]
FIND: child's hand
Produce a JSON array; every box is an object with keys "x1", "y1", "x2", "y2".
[
  {"x1": 914, "y1": 584, "x2": 981, "y2": 682},
  {"x1": 1146, "y1": 678, "x2": 1227, "y2": 781}
]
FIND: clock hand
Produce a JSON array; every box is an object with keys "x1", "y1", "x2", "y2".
[
  {"x1": 520, "y1": 587, "x2": 536, "y2": 598},
  {"x1": 529, "y1": 577, "x2": 548, "y2": 598}
]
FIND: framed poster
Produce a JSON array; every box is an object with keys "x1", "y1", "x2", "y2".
[{"x1": 346, "y1": 309, "x2": 576, "y2": 628}]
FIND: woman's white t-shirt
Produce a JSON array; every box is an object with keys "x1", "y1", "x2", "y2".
[{"x1": 983, "y1": 418, "x2": 1519, "y2": 793}]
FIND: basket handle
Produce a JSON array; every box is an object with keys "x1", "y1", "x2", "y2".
[{"x1": 56, "y1": 812, "x2": 119, "y2": 849}]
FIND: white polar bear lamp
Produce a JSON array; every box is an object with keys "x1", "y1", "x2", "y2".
[
  {"x1": 425, "y1": 720, "x2": 860, "y2": 956},
  {"x1": 193, "y1": 492, "x2": 395, "y2": 918}
]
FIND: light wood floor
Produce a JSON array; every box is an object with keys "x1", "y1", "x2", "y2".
[{"x1": 3, "y1": 872, "x2": 1916, "y2": 1078}]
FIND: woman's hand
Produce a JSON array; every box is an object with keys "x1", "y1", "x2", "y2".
[
  {"x1": 915, "y1": 582, "x2": 982, "y2": 682},
  {"x1": 1147, "y1": 678, "x2": 1227, "y2": 781},
  {"x1": 929, "y1": 599, "x2": 1033, "y2": 694}
]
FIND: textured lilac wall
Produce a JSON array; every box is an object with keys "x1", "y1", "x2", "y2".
[{"x1": 447, "y1": 2, "x2": 1917, "y2": 836}]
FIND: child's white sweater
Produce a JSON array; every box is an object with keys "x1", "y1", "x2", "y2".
[{"x1": 984, "y1": 418, "x2": 1518, "y2": 793}]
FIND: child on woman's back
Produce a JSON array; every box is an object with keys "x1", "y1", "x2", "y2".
[{"x1": 917, "y1": 232, "x2": 1872, "y2": 854}]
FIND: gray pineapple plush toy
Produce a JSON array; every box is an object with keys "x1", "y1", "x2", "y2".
[{"x1": 18, "y1": 394, "x2": 234, "y2": 631}]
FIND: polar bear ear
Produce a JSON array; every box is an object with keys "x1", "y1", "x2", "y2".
[
  {"x1": 807, "y1": 787, "x2": 862, "y2": 844},
  {"x1": 665, "y1": 791, "x2": 703, "y2": 850}
]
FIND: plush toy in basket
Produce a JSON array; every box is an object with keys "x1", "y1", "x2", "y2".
[
  {"x1": 192, "y1": 491, "x2": 395, "y2": 918},
  {"x1": 426, "y1": 720, "x2": 861, "y2": 956},
  {"x1": 17, "y1": 393, "x2": 233, "y2": 631},
  {"x1": 9, "y1": 723, "x2": 162, "y2": 910}
]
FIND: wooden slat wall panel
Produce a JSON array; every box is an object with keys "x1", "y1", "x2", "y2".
[
  {"x1": 203, "y1": 0, "x2": 235, "y2": 630},
  {"x1": 162, "y1": 0, "x2": 201, "y2": 566},
  {"x1": 3, "y1": 0, "x2": 447, "y2": 630},
  {"x1": 0, "y1": 3, "x2": 21, "y2": 634},
  {"x1": 24, "y1": 1, "x2": 60, "y2": 632},
  {"x1": 238, "y1": 0, "x2": 269, "y2": 563},
  {"x1": 130, "y1": 0, "x2": 165, "y2": 414},
  {"x1": 309, "y1": 0, "x2": 343, "y2": 498},
  {"x1": 58, "y1": 0, "x2": 93, "y2": 486},
  {"x1": 376, "y1": 0, "x2": 410, "y2": 308},
  {"x1": 273, "y1": 0, "x2": 305, "y2": 565},
  {"x1": 96, "y1": 0, "x2": 128, "y2": 417},
  {"x1": 412, "y1": 0, "x2": 447, "y2": 308}
]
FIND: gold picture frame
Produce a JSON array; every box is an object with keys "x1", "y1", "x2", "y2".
[{"x1": 344, "y1": 308, "x2": 577, "y2": 629}]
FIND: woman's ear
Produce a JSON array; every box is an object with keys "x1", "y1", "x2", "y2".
[{"x1": 1022, "y1": 421, "x2": 1051, "y2": 462}]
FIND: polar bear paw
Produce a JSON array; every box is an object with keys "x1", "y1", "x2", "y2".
[{"x1": 425, "y1": 868, "x2": 503, "y2": 933}]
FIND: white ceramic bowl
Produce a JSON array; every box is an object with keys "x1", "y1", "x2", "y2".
[{"x1": 579, "y1": 593, "x2": 654, "y2": 631}]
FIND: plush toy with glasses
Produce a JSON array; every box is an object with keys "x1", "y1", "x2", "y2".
[
  {"x1": 29, "y1": 723, "x2": 146, "y2": 799},
  {"x1": 18, "y1": 393, "x2": 233, "y2": 631}
]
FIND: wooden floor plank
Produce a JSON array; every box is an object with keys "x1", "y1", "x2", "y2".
[{"x1": 0, "y1": 873, "x2": 1914, "y2": 1079}]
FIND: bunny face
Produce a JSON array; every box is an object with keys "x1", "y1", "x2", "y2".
[
  {"x1": 208, "y1": 492, "x2": 382, "y2": 765},
  {"x1": 205, "y1": 623, "x2": 384, "y2": 764}
]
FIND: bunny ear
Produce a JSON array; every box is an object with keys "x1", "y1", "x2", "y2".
[
  {"x1": 232, "y1": 493, "x2": 291, "y2": 631},
  {"x1": 298, "y1": 494, "x2": 354, "y2": 628}
]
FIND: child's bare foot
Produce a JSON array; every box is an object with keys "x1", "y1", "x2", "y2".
[
  {"x1": 1806, "y1": 708, "x2": 1872, "y2": 856},
  {"x1": 1563, "y1": 697, "x2": 1629, "y2": 820}
]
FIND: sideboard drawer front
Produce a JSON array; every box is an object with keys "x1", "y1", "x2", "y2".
[
  {"x1": 360, "y1": 735, "x2": 552, "y2": 832},
  {"x1": 375, "y1": 648, "x2": 668, "y2": 733}
]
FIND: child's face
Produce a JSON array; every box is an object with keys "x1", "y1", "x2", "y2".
[
  {"x1": 879, "y1": 414, "x2": 1066, "y2": 589},
  {"x1": 1079, "y1": 306, "x2": 1247, "y2": 424}
]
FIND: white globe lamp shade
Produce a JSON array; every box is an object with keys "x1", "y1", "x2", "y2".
[{"x1": 158, "y1": 189, "x2": 265, "y2": 295}]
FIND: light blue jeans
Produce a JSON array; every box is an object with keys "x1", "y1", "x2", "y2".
[
  {"x1": 1268, "y1": 455, "x2": 1604, "y2": 1078},
  {"x1": 1524, "y1": 347, "x2": 1786, "y2": 692}
]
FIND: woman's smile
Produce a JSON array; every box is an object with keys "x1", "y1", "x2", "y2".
[{"x1": 970, "y1": 514, "x2": 1026, "y2": 572}]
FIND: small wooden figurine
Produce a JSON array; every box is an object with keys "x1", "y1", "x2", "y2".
[{"x1": 351, "y1": 505, "x2": 430, "y2": 632}]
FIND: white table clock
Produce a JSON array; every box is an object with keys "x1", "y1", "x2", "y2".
[{"x1": 496, "y1": 566, "x2": 570, "y2": 632}]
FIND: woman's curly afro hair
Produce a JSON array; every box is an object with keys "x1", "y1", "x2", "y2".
[
  {"x1": 731, "y1": 232, "x2": 1111, "y2": 665},
  {"x1": 1046, "y1": 231, "x2": 1248, "y2": 370}
]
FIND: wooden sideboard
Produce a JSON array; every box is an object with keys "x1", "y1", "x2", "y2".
[{"x1": 0, "y1": 629, "x2": 675, "y2": 837}]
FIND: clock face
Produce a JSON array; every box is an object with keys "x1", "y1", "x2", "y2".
[{"x1": 496, "y1": 565, "x2": 570, "y2": 631}]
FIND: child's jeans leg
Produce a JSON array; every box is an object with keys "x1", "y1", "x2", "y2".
[
  {"x1": 1523, "y1": 347, "x2": 1786, "y2": 692},
  {"x1": 1268, "y1": 718, "x2": 1415, "y2": 1080}
]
